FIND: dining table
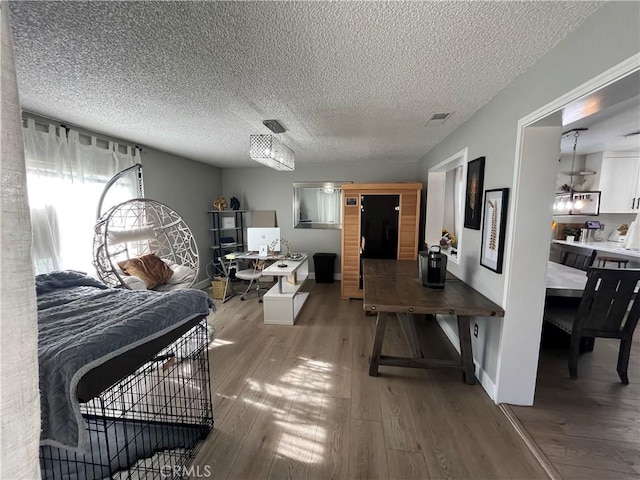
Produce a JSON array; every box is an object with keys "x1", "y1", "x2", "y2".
[
  {"x1": 363, "y1": 259, "x2": 504, "y2": 384},
  {"x1": 546, "y1": 261, "x2": 588, "y2": 298}
]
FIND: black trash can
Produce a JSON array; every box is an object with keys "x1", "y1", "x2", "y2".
[{"x1": 313, "y1": 253, "x2": 337, "y2": 283}]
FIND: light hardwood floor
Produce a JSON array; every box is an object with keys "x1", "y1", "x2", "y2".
[
  {"x1": 193, "y1": 281, "x2": 549, "y2": 479},
  {"x1": 507, "y1": 322, "x2": 640, "y2": 480}
]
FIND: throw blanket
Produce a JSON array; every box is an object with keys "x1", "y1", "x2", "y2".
[{"x1": 36, "y1": 271, "x2": 214, "y2": 452}]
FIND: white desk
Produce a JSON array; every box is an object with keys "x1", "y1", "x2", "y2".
[
  {"x1": 261, "y1": 254, "x2": 309, "y2": 325},
  {"x1": 219, "y1": 252, "x2": 284, "y2": 303}
]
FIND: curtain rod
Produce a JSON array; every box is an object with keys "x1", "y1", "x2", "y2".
[{"x1": 21, "y1": 110, "x2": 144, "y2": 151}]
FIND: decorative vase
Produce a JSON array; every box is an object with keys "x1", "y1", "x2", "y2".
[{"x1": 213, "y1": 196, "x2": 227, "y2": 211}]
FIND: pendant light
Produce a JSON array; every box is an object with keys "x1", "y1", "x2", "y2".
[
  {"x1": 565, "y1": 129, "x2": 583, "y2": 210},
  {"x1": 552, "y1": 128, "x2": 601, "y2": 216}
]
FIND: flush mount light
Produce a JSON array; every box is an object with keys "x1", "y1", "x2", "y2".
[
  {"x1": 249, "y1": 119, "x2": 295, "y2": 171},
  {"x1": 426, "y1": 112, "x2": 453, "y2": 126},
  {"x1": 250, "y1": 134, "x2": 294, "y2": 171}
]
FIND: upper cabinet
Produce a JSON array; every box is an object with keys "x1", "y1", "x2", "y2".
[{"x1": 586, "y1": 151, "x2": 640, "y2": 213}]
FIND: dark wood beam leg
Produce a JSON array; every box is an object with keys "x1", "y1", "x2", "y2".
[
  {"x1": 368, "y1": 311, "x2": 388, "y2": 377},
  {"x1": 457, "y1": 315, "x2": 475, "y2": 385},
  {"x1": 398, "y1": 312, "x2": 423, "y2": 358}
]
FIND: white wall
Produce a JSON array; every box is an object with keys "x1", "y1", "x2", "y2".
[
  {"x1": 418, "y1": 2, "x2": 640, "y2": 403},
  {"x1": 142, "y1": 148, "x2": 223, "y2": 284},
  {"x1": 221, "y1": 160, "x2": 420, "y2": 274}
]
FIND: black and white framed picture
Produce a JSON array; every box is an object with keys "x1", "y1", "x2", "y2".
[
  {"x1": 464, "y1": 156, "x2": 485, "y2": 230},
  {"x1": 480, "y1": 188, "x2": 509, "y2": 273}
]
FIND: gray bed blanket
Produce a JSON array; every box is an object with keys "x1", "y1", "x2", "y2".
[{"x1": 36, "y1": 271, "x2": 214, "y2": 452}]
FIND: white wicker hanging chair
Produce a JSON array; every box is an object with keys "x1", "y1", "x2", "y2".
[{"x1": 92, "y1": 165, "x2": 199, "y2": 289}]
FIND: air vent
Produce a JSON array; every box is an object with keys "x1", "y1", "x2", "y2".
[
  {"x1": 426, "y1": 112, "x2": 453, "y2": 126},
  {"x1": 623, "y1": 129, "x2": 640, "y2": 138},
  {"x1": 262, "y1": 119, "x2": 285, "y2": 134}
]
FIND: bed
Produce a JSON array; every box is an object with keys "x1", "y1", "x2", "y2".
[{"x1": 36, "y1": 271, "x2": 215, "y2": 479}]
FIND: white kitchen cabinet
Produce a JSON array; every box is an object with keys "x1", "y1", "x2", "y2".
[{"x1": 586, "y1": 151, "x2": 640, "y2": 213}]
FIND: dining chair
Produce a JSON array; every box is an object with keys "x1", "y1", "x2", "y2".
[
  {"x1": 235, "y1": 259, "x2": 268, "y2": 302},
  {"x1": 545, "y1": 267, "x2": 640, "y2": 384},
  {"x1": 559, "y1": 244, "x2": 597, "y2": 271}
]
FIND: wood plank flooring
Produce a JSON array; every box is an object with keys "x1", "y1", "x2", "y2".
[
  {"x1": 507, "y1": 323, "x2": 640, "y2": 480},
  {"x1": 193, "y1": 282, "x2": 549, "y2": 479}
]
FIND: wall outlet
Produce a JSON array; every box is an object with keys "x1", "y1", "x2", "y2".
[{"x1": 474, "y1": 323, "x2": 479, "y2": 338}]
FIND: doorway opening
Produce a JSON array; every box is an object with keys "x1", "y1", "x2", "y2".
[{"x1": 497, "y1": 54, "x2": 640, "y2": 406}]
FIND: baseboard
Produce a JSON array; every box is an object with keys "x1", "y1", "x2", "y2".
[
  {"x1": 308, "y1": 273, "x2": 342, "y2": 281},
  {"x1": 435, "y1": 315, "x2": 496, "y2": 400},
  {"x1": 500, "y1": 404, "x2": 561, "y2": 480},
  {"x1": 194, "y1": 279, "x2": 211, "y2": 290}
]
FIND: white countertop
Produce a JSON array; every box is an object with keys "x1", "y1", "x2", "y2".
[{"x1": 552, "y1": 239, "x2": 640, "y2": 258}]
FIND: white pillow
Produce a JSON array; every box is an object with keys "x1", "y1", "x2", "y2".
[
  {"x1": 122, "y1": 275, "x2": 147, "y2": 290},
  {"x1": 165, "y1": 263, "x2": 196, "y2": 286}
]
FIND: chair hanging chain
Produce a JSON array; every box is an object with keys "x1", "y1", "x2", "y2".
[{"x1": 569, "y1": 130, "x2": 580, "y2": 192}]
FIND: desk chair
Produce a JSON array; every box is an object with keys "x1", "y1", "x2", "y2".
[
  {"x1": 546, "y1": 267, "x2": 640, "y2": 384},
  {"x1": 217, "y1": 254, "x2": 240, "y2": 303},
  {"x1": 560, "y1": 244, "x2": 597, "y2": 271},
  {"x1": 235, "y1": 259, "x2": 268, "y2": 302}
]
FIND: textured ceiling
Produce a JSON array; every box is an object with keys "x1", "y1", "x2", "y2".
[{"x1": 8, "y1": 1, "x2": 603, "y2": 168}]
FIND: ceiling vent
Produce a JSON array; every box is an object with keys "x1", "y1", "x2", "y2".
[
  {"x1": 426, "y1": 112, "x2": 453, "y2": 126},
  {"x1": 623, "y1": 129, "x2": 640, "y2": 138}
]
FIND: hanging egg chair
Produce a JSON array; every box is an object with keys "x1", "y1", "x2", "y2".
[{"x1": 93, "y1": 165, "x2": 199, "y2": 290}]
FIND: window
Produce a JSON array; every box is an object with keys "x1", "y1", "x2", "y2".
[
  {"x1": 425, "y1": 148, "x2": 468, "y2": 263},
  {"x1": 23, "y1": 118, "x2": 139, "y2": 274}
]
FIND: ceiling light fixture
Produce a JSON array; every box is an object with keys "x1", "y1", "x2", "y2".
[
  {"x1": 553, "y1": 128, "x2": 601, "y2": 216},
  {"x1": 250, "y1": 120, "x2": 295, "y2": 171}
]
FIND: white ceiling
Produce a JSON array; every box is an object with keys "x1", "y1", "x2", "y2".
[
  {"x1": 8, "y1": 1, "x2": 605, "y2": 169},
  {"x1": 559, "y1": 71, "x2": 640, "y2": 156}
]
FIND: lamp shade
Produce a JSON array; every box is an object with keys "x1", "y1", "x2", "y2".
[{"x1": 250, "y1": 134, "x2": 294, "y2": 171}]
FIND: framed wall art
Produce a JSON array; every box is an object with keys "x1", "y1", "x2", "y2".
[
  {"x1": 464, "y1": 156, "x2": 485, "y2": 229},
  {"x1": 480, "y1": 188, "x2": 509, "y2": 273}
]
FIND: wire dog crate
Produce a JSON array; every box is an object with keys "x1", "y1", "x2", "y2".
[{"x1": 40, "y1": 320, "x2": 212, "y2": 479}]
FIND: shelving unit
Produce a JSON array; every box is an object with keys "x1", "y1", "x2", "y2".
[
  {"x1": 261, "y1": 255, "x2": 309, "y2": 325},
  {"x1": 208, "y1": 210, "x2": 246, "y2": 276}
]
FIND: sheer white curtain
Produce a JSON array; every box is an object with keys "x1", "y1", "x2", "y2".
[
  {"x1": 316, "y1": 188, "x2": 340, "y2": 223},
  {"x1": 1, "y1": 4, "x2": 41, "y2": 476},
  {"x1": 453, "y1": 165, "x2": 464, "y2": 243},
  {"x1": 23, "y1": 119, "x2": 140, "y2": 275}
]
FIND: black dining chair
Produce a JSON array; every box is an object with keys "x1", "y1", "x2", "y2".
[
  {"x1": 559, "y1": 244, "x2": 597, "y2": 271},
  {"x1": 545, "y1": 267, "x2": 640, "y2": 384}
]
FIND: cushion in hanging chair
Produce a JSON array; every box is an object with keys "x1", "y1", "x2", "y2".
[{"x1": 118, "y1": 253, "x2": 173, "y2": 289}]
